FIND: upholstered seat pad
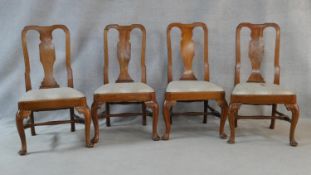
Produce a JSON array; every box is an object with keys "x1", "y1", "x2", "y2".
[
  {"x1": 19, "y1": 87, "x2": 85, "y2": 102},
  {"x1": 94, "y1": 82, "x2": 154, "y2": 94},
  {"x1": 166, "y1": 80, "x2": 224, "y2": 93},
  {"x1": 232, "y1": 83, "x2": 295, "y2": 95}
]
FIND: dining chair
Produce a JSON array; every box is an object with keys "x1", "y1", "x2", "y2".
[
  {"x1": 162, "y1": 22, "x2": 229, "y2": 140},
  {"x1": 228, "y1": 23, "x2": 300, "y2": 146},
  {"x1": 91, "y1": 24, "x2": 160, "y2": 145},
  {"x1": 17, "y1": 25, "x2": 92, "y2": 155}
]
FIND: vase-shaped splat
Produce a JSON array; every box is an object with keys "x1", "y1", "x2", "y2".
[
  {"x1": 39, "y1": 31, "x2": 59, "y2": 88},
  {"x1": 116, "y1": 30, "x2": 133, "y2": 82},
  {"x1": 247, "y1": 28, "x2": 265, "y2": 83},
  {"x1": 180, "y1": 27, "x2": 197, "y2": 80}
]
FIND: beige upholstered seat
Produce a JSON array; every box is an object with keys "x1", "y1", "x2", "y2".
[
  {"x1": 166, "y1": 80, "x2": 224, "y2": 93},
  {"x1": 94, "y1": 82, "x2": 154, "y2": 94},
  {"x1": 19, "y1": 87, "x2": 85, "y2": 102},
  {"x1": 232, "y1": 83, "x2": 295, "y2": 95}
]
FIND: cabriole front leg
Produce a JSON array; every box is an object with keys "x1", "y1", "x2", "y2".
[
  {"x1": 285, "y1": 104, "x2": 299, "y2": 147},
  {"x1": 144, "y1": 100, "x2": 160, "y2": 141},
  {"x1": 228, "y1": 103, "x2": 240, "y2": 144},
  {"x1": 161, "y1": 100, "x2": 176, "y2": 140},
  {"x1": 76, "y1": 106, "x2": 93, "y2": 148},
  {"x1": 16, "y1": 110, "x2": 31, "y2": 155},
  {"x1": 91, "y1": 102, "x2": 100, "y2": 145},
  {"x1": 217, "y1": 100, "x2": 228, "y2": 139}
]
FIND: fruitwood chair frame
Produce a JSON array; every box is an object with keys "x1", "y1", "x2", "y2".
[
  {"x1": 17, "y1": 25, "x2": 92, "y2": 155},
  {"x1": 91, "y1": 24, "x2": 160, "y2": 144},
  {"x1": 162, "y1": 22, "x2": 228, "y2": 140},
  {"x1": 228, "y1": 23, "x2": 300, "y2": 146}
]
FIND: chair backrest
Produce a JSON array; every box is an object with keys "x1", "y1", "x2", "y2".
[
  {"x1": 167, "y1": 22, "x2": 208, "y2": 83},
  {"x1": 235, "y1": 23, "x2": 280, "y2": 85},
  {"x1": 21, "y1": 25, "x2": 73, "y2": 91},
  {"x1": 104, "y1": 24, "x2": 146, "y2": 84}
]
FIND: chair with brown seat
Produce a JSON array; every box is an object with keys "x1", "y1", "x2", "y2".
[
  {"x1": 162, "y1": 22, "x2": 229, "y2": 140},
  {"x1": 16, "y1": 25, "x2": 92, "y2": 155},
  {"x1": 91, "y1": 24, "x2": 160, "y2": 144},
  {"x1": 228, "y1": 23, "x2": 300, "y2": 146}
]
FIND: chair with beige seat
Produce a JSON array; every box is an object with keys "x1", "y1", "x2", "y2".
[
  {"x1": 162, "y1": 22, "x2": 229, "y2": 140},
  {"x1": 17, "y1": 25, "x2": 92, "y2": 155},
  {"x1": 91, "y1": 24, "x2": 160, "y2": 144},
  {"x1": 227, "y1": 23, "x2": 300, "y2": 146}
]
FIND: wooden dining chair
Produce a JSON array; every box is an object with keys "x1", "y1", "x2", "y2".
[
  {"x1": 228, "y1": 23, "x2": 300, "y2": 146},
  {"x1": 162, "y1": 22, "x2": 229, "y2": 140},
  {"x1": 91, "y1": 24, "x2": 160, "y2": 145},
  {"x1": 17, "y1": 25, "x2": 92, "y2": 155}
]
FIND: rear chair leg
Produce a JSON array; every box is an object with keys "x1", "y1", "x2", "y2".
[
  {"x1": 105, "y1": 103, "x2": 111, "y2": 127},
  {"x1": 142, "y1": 103, "x2": 147, "y2": 126},
  {"x1": 270, "y1": 104, "x2": 277, "y2": 129},
  {"x1": 30, "y1": 112, "x2": 36, "y2": 136},
  {"x1": 70, "y1": 108, "x2": 76, "y2": 132},
  {"x1": 235, "y1": 118, "x2": 238, "y2": 128},
  {"x1": 170, "y1": 107, "x2": 173, "y2": 125},
  {"x1": 203, "y1": 100, "x2": 208, "y2": 123}
]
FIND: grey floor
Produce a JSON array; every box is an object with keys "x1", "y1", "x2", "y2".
[{"x1": 1, "y1": 116, "x2": 311, "y2": 175}]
